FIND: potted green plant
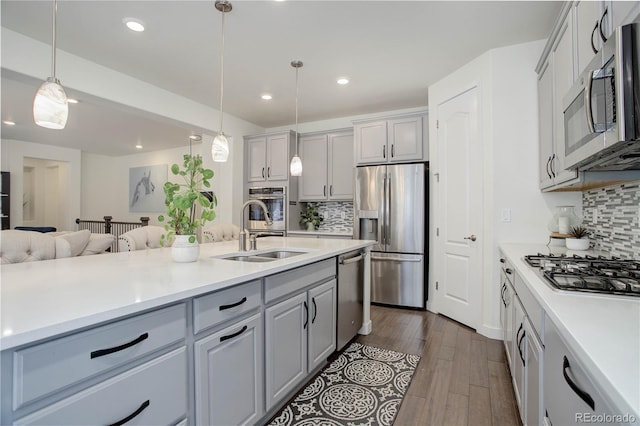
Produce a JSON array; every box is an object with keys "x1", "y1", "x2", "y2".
[
  {"x1": 300, "y1": 202, "x2": 323, "y2": 231},
  {"x1": 158, "y1": 154, "x2": 217, "y2": 262},
  {"x1": 565, "y1": 225, "x2": 590, "y2": 251}
]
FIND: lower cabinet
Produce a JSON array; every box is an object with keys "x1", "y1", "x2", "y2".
[
  {"x1": 195, "y1": 312, "x2": 264, "y2": 426},
  {"x1": 525, "y1": 317, "x2": 544, "y2": 426},
  {"x1": 15, "y1": 347, "x2": 188, "y2": 425},
  {"x1": 265, "y1": 279, "x2": 337, "y2": 411}
]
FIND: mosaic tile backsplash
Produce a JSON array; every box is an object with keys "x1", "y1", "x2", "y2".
[
  {"x1": 310, "y1": 201, "x2": 353, "y2": 233},
  {"x1": 582, "y1": 181, "x2": 640, "y2": 259}
]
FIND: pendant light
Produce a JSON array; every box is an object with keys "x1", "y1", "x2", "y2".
[
  {"x1": 33, "y1": 0, "x2": 68, "y2": 130},
  {"x1": 289, "y1": 60, "x2": 303, "y2": 176},
  {"x1": 212, "y1": 0, "x2": 232, "y2": 162}
]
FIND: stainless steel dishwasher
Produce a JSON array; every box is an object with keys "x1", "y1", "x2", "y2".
[{"x1": 337, "y1": 250, "x2": 365, "y2": 351}]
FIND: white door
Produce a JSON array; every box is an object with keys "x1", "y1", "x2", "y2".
[{"x1": 435, "y1": 86, "x2": 482, "y2": 330}]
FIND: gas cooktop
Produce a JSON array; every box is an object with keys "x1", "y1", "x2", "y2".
[{"x1": 524, "y1": 253, "x2": 640, "y2": 297}]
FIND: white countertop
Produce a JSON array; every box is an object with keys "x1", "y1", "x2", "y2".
[
  {"x1": 500, "y1": 243, "x2": 640, "y2": 419},
  {"x1": 0, "y1": 237, "x2": 373, "y2": 351},
  {"x1": 287, "y1": 229, "x2": 353, "y2": 237}
]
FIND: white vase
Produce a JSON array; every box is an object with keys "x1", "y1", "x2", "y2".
[
  {"x1": 307, "y1": 222, "x2": 315, "y2": 231},
  {"x1": 172, "y1": 235, "x2": 200, "y2": 262},
  {"x1": 566, "y1": 238, "x2": 590, "y2": 251}
]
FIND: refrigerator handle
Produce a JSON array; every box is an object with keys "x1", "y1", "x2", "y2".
[
  {"x1": 382, "y1": 175, "x2": 387, "y2": 247},
  {"x1": 386, "y1": 176, "x2": 391, "y2": 245}
]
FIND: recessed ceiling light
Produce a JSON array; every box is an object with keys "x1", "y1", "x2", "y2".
[
  {"x1": 337, "y1": 77, "x2": 349, "y2": 85},
  {"x1": 261, "y1": 94, "x2": 273, "y2": 100},
  {"x1": 135, "y1": 143, "x2": 143, "y2": 149},
  {"x1": 2, "y1": 120, "x2": 16, "y2": 126},
  {"x1": 124, "y1": 18, "x2": 145, "y2": 32},
  {"x1": 67, "y1": 98, "x2": 78, "y2": 104}
]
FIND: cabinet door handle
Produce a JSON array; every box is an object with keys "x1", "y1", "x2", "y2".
[
  {"x1": 500, "y1": 258, "x2": 505, "y2": 264},
  {"x1": 219, "y1": 297, "x2": 247, "y2": 311},
  {"x1": 312, "y1": 298, "x2": 317, "y2": 324},
  {"x1": 107, "y1": 400, "x2": 150, "y2": 426},
  {"x1": 303, "y1": 301, "x2": 308, "y2": 329},
  {"x1": 563, "y1": 356, "x2": 595, "y2": 410},
  {"x1": 546, "y1": 156, "x2": 552, "y2": 179},
  {"x1": 267, "y1": 167, "x2": 271, "y2": 178},
  {"x1": 90, "y1": 333, "x2": 149, "y2": 359},
  {"x1": 599, "y1": 8, "x2": 608, "y2": 43},
  {"x1": 591, "y1": 22, "x2": 599, "y2": 54},
  {"x1": 330, "y1": 185, "x2": 333, "y2": 196},
  {"x1": 383, "y1": 145, "x2": 386, "y2": 159},
  {"x1": 516, "y1": 323, "x2": 523, "y2": 344},
  {"x1": 324, "y1": 185, "x2": 327, "y2": 197},
  {"x1": 550, "y1": 154, "x2": 556, "y2": 178},
  {"x1": 391, "y1": 144, "x2": 395, "y2": 158},
  {"x1": 220, "y1": 325, "x2": 248, "y2": 342},
  {"x1": 262, "y1": 167, "x2": 265, "y2": 179},
  {"x1": 518, "y1": 328, "x2": 526, "y2": 367},
  {"x1": 505, "y1": 268, "x2": 513, "y2": 275},
  {"x1": 500, "y1": 283, "x2": 507, "y2": 307}
]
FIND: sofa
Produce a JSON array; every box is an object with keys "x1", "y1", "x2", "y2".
[
  {"x1": 117, "y1": 226, "x2": 166, "y2": 252},
  {"x1": 203, "y1": 223, "x2": 241, "y2": 242},
  {"x1": 0, "y1": 230, "x2": 115, "y2": 264}
]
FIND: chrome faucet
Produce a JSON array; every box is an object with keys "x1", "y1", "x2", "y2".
[{"x1": 239, "y1": 200, "x2": 273, "y2": 251}]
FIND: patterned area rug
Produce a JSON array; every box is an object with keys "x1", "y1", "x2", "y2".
[{"x1": 268, "y1": 342, "x2": 420, "y2": 426}]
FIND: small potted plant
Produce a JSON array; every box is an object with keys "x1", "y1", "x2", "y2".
[
  {"x1": 158, "y1": 154, "x2": 217, "y2": 262},
  {"x1": 300, "y1": 202, "x2": 323, "y2": 231},
  {"x1": 565, "y1": 225, "x2": 590, "y2": 251}
]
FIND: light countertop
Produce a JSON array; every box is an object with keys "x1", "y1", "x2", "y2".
[
  {"x1": 0, "y1": 237, "x2": 373, "y2": 351},
  {"x1": 499, "y1": 243, "x2": 640, "y2": 419},
  {"x1": 287, "y1": 229, "x2": 353, "y2": 237}
]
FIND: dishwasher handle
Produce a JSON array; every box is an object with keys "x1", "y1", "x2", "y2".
[{"x1": 339, "y1": 253, "x2": 364, "y2": 265}]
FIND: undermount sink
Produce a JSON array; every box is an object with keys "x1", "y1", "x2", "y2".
[{"x1": 218, "y1": 249, "x2": 307, "y2": 262}]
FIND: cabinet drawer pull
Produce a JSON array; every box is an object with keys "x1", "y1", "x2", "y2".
[
  {"x1": 563, "y1": 356, "x2": 595, "y2": 410},
  {"x1": 500, "y1": 258, "x2": 505, "y2": 263},
  {"x1": 598, "y1": 8, "x2": 608, "y2": 43},
  {"x1": 90, "y1": 333, "x2": 149, "y2": 359},
  {"x1": 220, "y1": 325, "x2": 248, "y2": 342},
  {"x1": 107, "y1": 399, "x2": 150, "y2": 426},
  {"x1": 303, "y1": 301, "x2": 308, "y2": 329},
  {"x1": 219, "y1": 297, "x2": 247, "y2": 311},
  {"x1": 312, "y1": 298, "x2": 317, "y2": 324},
  {"x1": 505, "y1": 268, "x2": 513, "y2": 275}
]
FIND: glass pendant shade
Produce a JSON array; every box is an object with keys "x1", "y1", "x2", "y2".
[
  {"x1": 290, "y1": 155, "x2": 302, "y2": 176},
  {"x1": 33, "y1": 77, "x2": 68, "y2": 129},
  {"x1": 211, "y1": 132, "x2": 229, "y2": 162}
]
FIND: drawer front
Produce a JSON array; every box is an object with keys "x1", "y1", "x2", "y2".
[
  {"x1": 14, "y1": 347, "x2": 187, "y2": 426},
  {"x1": 193, "y1": 280, "x2": 262, "y2": 334},
  {"x1": 13, "y1": 303, "x2": 186, "y2": 409},
  {"x1": 265, "y1": 258, "x2": 335, "y2": 304}
]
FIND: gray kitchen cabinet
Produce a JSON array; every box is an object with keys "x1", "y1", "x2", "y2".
[
  {"x1": 544, "y1": 318, "x2": 614, "y2": 426},
  {"x1": 574, "y1": 0, "x2": 604, "y2": 75},
  {"x1": 245, "y1": 131, "x2": 294, "y2": 183},
  {"x1": 14, "y1": 347, "x2": 188, "y2": 426},
  {"x1": 353, "y1": 112, "x2": 427, "y2": 165},
  {"x1": 525, "y1": 316, "x2": 544, "y2": 426},
  {"x1": 537, "y1": 10, "x2": 579, "y2": 191},
  {"x1": 299, "y1": 130, "x2": 354, "y2": 201},
  {"x1": 500, "y1": 257, "x2": 515, "y2": 371},
  {"x1": 194, "y1": 312, "x2": 264, "y2": 426},
  {"x1": 307, "y1": 279, "x2": 337, "y2": 371},
  {"x1": 264, "y1": 259, "x2": 337, "y2": 411},
  {"x1": 265, "y1": 292, "x2": 308, "y2": 411},
  {"x1": 512, "y1": 296, "x2": 526, "y2": 420}
]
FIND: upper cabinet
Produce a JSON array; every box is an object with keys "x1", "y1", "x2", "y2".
[
  {"x1": 245, "y1": 131, "x2": 295, "y2": 183},
  {"x1": 353, "y1": 112, "x2": 428, "y2": 165},
  {"x1": 298, "y1": 130, "x2": 354, "y2": 201}
]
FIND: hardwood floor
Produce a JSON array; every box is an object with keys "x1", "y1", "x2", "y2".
[{"x1": 356, "y1": 304, "x2": 521, "y2": 426}]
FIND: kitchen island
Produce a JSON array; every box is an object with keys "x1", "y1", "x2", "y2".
[{"x1": 1, "y1": 237, "x2": 374, "y2": 425}]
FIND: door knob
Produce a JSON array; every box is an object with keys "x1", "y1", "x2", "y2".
[{"x1": 464, "y1": 235, "x2": 477, "y2": 242}]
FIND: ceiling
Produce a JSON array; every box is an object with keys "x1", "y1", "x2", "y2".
[{"x1": 1, "y1": 1, "x2": 563, "y2": 156}]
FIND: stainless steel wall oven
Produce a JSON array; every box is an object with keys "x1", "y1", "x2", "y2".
[{"x1": 246, "y1": 187, "x2": 286, "y2": 235}]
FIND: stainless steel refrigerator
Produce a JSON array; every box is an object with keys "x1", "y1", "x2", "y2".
[{"x1": 354, "y1": 163, "x2": 427, "y2": 309}]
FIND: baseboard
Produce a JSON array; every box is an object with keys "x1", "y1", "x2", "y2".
[{"x1": 477, "y1": 323, "x2": 503, "y2": 340}]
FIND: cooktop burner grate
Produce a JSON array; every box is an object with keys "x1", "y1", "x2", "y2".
[{"x1": 523, "y1": 253, "x2": 640, "y2": 297}]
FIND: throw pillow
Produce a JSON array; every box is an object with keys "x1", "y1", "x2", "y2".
[
  {"x1": 81, "y1": 233, "x2": 116, "y2": 255},
  {"x1": 54, "y1": 230, "x2": 91, "y2": 257}
]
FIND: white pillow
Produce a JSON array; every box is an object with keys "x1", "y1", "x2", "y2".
[
  {"x1": 81, "y1": 233, "x2": 115, "y2": 255},
  {"x1": 54, "y1": 230, "x2": 91, "y2": 258}
]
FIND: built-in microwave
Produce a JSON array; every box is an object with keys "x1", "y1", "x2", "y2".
[
  {"x1": 563, "y1": 21, "x2": 639, "y2": 171},
  {"x1": 246, "y1": 186, "x2": 286, "y2": 235}
]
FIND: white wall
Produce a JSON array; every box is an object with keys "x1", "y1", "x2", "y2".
[
  {"x1": 1, "y1": 139, "x2": 81, "y2": 231},
  {"x1": 428, "y1": 40, "x2": 582, "y2": 339}
]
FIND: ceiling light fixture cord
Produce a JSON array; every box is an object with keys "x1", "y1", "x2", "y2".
[
  {"x1": 51, "y1": 0, "x2": 57, "y2": 77},
  {"x1": 295, "y1": 64, "x2": 299, "y2": 156},
  {"x1": 218, "y1": 3, "x2": 225, "y2": 133}
]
